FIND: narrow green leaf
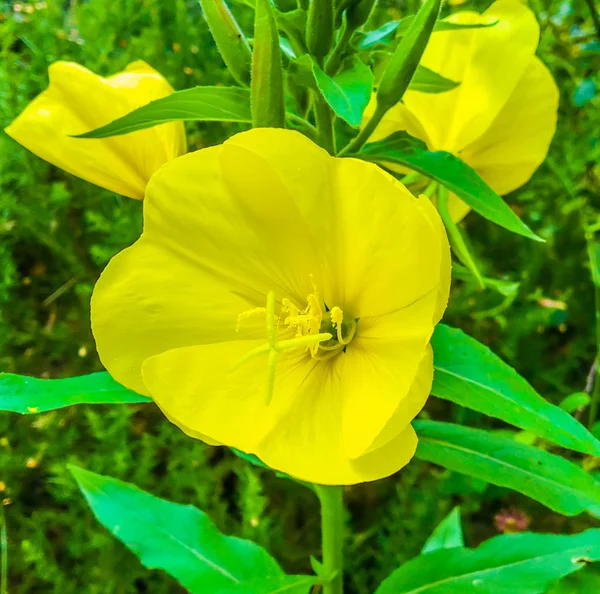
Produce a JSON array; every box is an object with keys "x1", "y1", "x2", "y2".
[
  {"x1": 421, "y1": 507, "x2": 464, "y2": 554},
  {"x1": 75, "y1": 87, "x2": 251, "y2": 139},
  {"x1": 560, "y1": 392, "x2": 591, "y2": 414},
  {"x1": 431, "y1": 324, "x2": 600, "y2": 456},
  {"x1": 70, "y1": 466, "x2": 312, "y2": 593},
  {"x1": 376, "y1": 529, "x2": 600, "y2": 594},
  {"x1": 311, "y1": 56, "x2": 373, "y2": 127},
  {"x1": 413, "y1": 421, "x2": 600, "y2": 516},
  {"x1": 199, "y1": 0, "x2": 252, "y2": 86},
  {"x1": 395, "y1": 15, "x2": 499, "y2": 37},
  {"x1": 0, "y1": 372, "x2": 149, "y2": 413},
  {"x1": 377, "y1": 0, "x2": 441, "y2": 109},
  {"x1": 408, "y1": 65, "x2": 459, "y2": 94},
  {"x1": 357, "y1": 20, "x2": 400, "y2": 49},
  {"x1": 358, "y1": 132, "x2": 542, "y2": 241},
  {"x1": 358, "y1": 17, "x2": 498, "y2": 50},
  {"x1": 252, "y1": 0, "x2": 285, "y2": 128},
  {"x1": 223, "y1": 575, "x2": 318, "y2": 593}
]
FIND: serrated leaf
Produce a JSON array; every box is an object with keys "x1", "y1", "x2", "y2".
[
  {"x1": 431, "y1": 324, "x2": 600, "y2": 456},
  {"x1": 413, "y1": 421, "x2": 600, "y2": 516},
  {"x1": 408, "y1": 65, "x2": 459, "y2": 93},
  {"x1": 421, "y1": 507, "x2": 464, "y2": 554},
  {"x1": 75, "y1": 87, "x2": 251, "y2": 139},
  {"x1": 0, "y1": 372, "x2": 150, "y2": 413},
  {"x1": 376, "y1": 529, "x2": 600, "y2": 594},
  {"x1": 358, "y1": 132, "x2": 541, "y2": 241},
  {"x1": 311, "y1": 56, "x2": 373, "y2": 127},
  {"x1": 70, "y1": 466, "x2": 314, "y2": 593}
]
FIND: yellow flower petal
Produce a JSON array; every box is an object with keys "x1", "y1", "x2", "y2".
[
  {"x1": 460, "y1": 56, "x2": 559, "y2": 195},
  {"x1": 401, "y1": 0, "x2": 539, "y2": 152},
  {"x1": 5, "y1": 60, "x2": 186, "y2": 199},
  {"x1": 142, "y1": 341, "x2": 419, "y2": 485},
  {"x1": 92, "y1": 128, "x2": 451, "y2": 484}
]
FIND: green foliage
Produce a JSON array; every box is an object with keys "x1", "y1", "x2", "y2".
[
  {"x1": 311, "y1": 56, "x2": 373, "y2": 127},
  {"x1": 420, "y1": 507, "x2": 464, "y2": 554},
  {"x1": 77, "y1": 87, "x2": 252, "y2": 138},
  {"x1": 70, "y1": 466, "x2": 316, "y2": 593},
  {"x1": 376, "y1": 529, "x2": 600, "y2": 594},
  {"x1": 358, "y1": 132, "x2": 541, "y2": 241},
  {"x1": 251, "y1": 0, "x2": 285, "y2": 128},
  {"x1": 431, "y1": 324, "x2": 600, "y2": 455},
  {"x1": 414, "y1": 420, "x2": 600, "y2": 516},
  {"x1": 0, "y1": 372, "x2": 150, "y2": 413}
]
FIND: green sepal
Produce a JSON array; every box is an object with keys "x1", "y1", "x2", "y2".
[
  {"x1": 252, "y1": 0, "x2": 286, "y2": 128},
  {"x1": 306, "y1": 0, "x2": 334, "y2": 60},
  {"x1": 199, "y1": 0, "x2": 252, "y2": 86}
]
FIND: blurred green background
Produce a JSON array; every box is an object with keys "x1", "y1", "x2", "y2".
[{"x1": 0, "y1": 0, "x2": 599, "y2": 592}]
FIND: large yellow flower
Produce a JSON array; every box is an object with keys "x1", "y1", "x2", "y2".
[
  {"x1": 372, "y1": 0, "x2": 559, "y2": 221},
  {"x1": 91, "y1": 128, "x2": 450, "y2": 485},
  {"x1": 5, "y1": 60, "x2": 186, "y2": 200}
]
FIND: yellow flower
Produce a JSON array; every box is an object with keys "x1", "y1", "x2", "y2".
[
  {"x1": 372, "y1": 0, "x2": 559, "y2": 221},
  {"x1": 91, "y1": 128, "x2": 450, "y2": 485},
  {"x1": 5, "y1": 60, "x2": 186, "y2": 200}
]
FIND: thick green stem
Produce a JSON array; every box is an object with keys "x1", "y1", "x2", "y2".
[
  {"x1": 338, "y1": 101, "x2": 387, "y2": 156},
  {"x1": 314, "y1": 94, "x2": 336, "y2": 154},
  {"x1": 315, "y1": 485, "x2": 344, "y2": 594}
]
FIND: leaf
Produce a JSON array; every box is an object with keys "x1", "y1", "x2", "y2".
[
  {"x1": 421, "y1": 507, "x2": 464, "y2": 554},
  {"x1": 75, "y1": 87, "x2": 251, "y2": 138},
  {"x1": 0, "y1": 372, "x2": 150, "y2": 413},
  {"x1": 70, "y1": 466, "x2": 314, "y2": 593},
  {"x1": 223, "y1": 576, "x2": 318, "y2": 593},
  {"x1": 573, "y1": 78, "x2": 596, "y2": 108},
  {"x1": 376, "y1": 0, "x2": 441, "y2": 109},
  {"x1": 431, "y1": 324, "x2": 600, "y2": 456},
  {"x1": 252, "y1": 0, "x2": 285, "y2": 127},
  {"x1": 375, "y1": 529, "x2": 600, "y2": 594},
  {"x1": 547, "y1": 565, "x2": 600, "y2": 593},
  {"x1": 413, "y1": 420, "x2": 600, "y2": 516},
  {"x1": 311, "y1": 56, "x2": 374, "y2": 127},
  {"x1": 358, "y1": 131, "x2": 542, "y2": 241},
  {"x1": 560, "y1": 392, "x2": 591, "y2": 414},
  {"x1": 357, "y1": 17, "x2": 497, "y2": 49},
  {"x1": 199, "y1": 0, "x2": 252, "y2": 86},
  {"x1": 396, "y1": 15, "x2": 499, "y2": 37},
  {"x1": 408, "y1": 65, "x2": 459, "y2": 94},
  {"x1": 357, "y1": 20, "x2": 400, "y2": 49}
]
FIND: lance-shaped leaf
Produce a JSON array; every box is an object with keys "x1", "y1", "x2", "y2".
[
  {"x1": 358, "y1": 17, "x2": 498, "y2": 49},
  {"x1": 376, "y1": 529, "x2": 600, "y2": 594},
  {"x1": 358, "y1": 132, "x2": 541, "y2": 241},
  {"x1": 376, "y1": 0, "x2": 441, "y2": 109},
  {"x1": 75, "y1": 87, "x2": 251, "y2": 139},
  {"x1": 311, "y1": 56, "x2": 373, "y2": 127},
  {"x1": 252, "y1": 0, "x2": 285, "y2": 128},
  {"x1": 413, "y1": 421, "x2": 600, "y2": 516},
  {"x1": 0, "y1": 372, "x2": 149, "y2": 414},
  {"x1": 70, "y1": 466, "x2": 315, "y2": 593},
  {"x1": 408, "y1": 65, "x2": 459, "y2": 94},
  {"x1": 421, "y1": 507, "x2": 464, "y2": 554},
  {"x1": 199, "y1": 0, "x2": 252, "y2": 86},
  {"x1": 431, "y1": 324, "x2": 600, "y2": 456}
]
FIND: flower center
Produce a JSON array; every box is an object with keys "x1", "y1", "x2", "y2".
[{"x1": 235, "y1": 289, "x2": 357, "y2": 405}]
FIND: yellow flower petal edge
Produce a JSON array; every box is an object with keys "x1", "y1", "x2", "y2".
[
  {"x1": 91, "y1": 128, "x2": 451, "y2": 485},
  {"x1": 5, "y1": 60, "x2": 186, "y2": 199},
  {"x1": 369, "y1": 0, "x2": 557, "y2": 223}
]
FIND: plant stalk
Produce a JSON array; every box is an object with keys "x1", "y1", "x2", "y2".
[
  {"x1": 338, "y1": 101, "x2": 386, "y2": 156},
  {"x1": 315, "y1": 485, "x2": 344, "y2": 594},
  {"x1": 585, "y1": 219, "x2": 600, "y2": 429},
  {"x1": 314, "y1": 93, "x2": 336, "y2": 154}
]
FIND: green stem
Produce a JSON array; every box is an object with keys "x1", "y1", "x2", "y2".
[
  {"x1": 0, "y1": 505, "x2": 7, "y2": 594},
  {"x1": 584, "y1": 0, "x2": 600, "y2": 39},
  {"x1": 325, "y1": 19, "x2": 353, "y2": 75},
  {"x1": 315, "y1": 485, "x2": 344, "y2": 594},
  {"x1": 314, "y1": 93, "x2": 336, "y2": 154},
  {"x1": 338, "y1": 101, "x2": 387, "y2": 156},
  {"x1": 585, "y1": 220, "x2": 600, "y2": 428}
]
